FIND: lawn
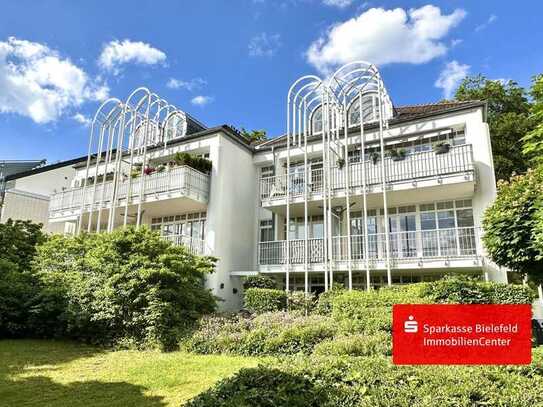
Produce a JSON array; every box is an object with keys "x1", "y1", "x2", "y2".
[{"x1": 0, "y1": 340, "x2": 261, "y2": 407}]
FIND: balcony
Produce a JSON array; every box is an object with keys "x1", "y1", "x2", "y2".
[
  {"x1": 49, "y1": 166, "x2": 209, "y2": 219},
  {"x1": 260, "y1": 144, "x2": 474, "y2": 205},
  {"x1": 162, "y1": 233, "x2": 209, "y2": 256},
  {"x1": 258, "y1": 227, "x2": 481, "y2": 270}
]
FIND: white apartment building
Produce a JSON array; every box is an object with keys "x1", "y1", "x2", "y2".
[{"x1": 2, "y1": 62, "x2": 506, "y2": 310}]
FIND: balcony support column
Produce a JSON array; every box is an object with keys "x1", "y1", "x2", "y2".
[
  {"x1": 343, "y1": 95, "x2": 353, "y2": 291},
  {"x1": 359, "y1": 93, "x2": 371, "y2": 291},
  {"x1": 378, "y1": 81, "x2": 392, "y2": 287}
]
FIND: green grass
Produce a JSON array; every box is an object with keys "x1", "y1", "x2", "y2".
[{"x1": 0, "y1": 340, "x2": 261, "y2": 407}]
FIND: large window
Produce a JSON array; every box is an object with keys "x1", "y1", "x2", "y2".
[
  {"x1": 151, "y1": 212, "x2": 207, "y2": 240},
  {"x1": 259, "y1": 219, "x2": 274, "y2": 242}
]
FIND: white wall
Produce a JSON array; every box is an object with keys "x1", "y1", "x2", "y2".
[
  {"x1": 205, "y1": 133, "x2": 257, "y2": 310},
  {"x1": 1, "y1": 164, "x2": 77, "y2": 233}
]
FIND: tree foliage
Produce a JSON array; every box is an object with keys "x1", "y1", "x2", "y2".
[
  {"x1": 0, "y1": 219, "x2": 45, "y2": 271},
  {"x1": 455, "y1": 75, "x2": 534, "y2": 181},
  {"x1": 522, "y1": 74, "x2": 543, "y2": 167},
  {"x1": 482, "y1": 168, "x2": 543, "y2": 283},
  {"x1": 240, "y1": 128, "x2": 267, "y2": 144},
  {"x1": 31, "y1": 227, "x2": 218, "y2": 349}
]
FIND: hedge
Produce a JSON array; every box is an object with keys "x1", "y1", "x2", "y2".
[
  {"x1": 421, "y1": 275, "x2": 535, "y2": 304},
  {"x1": 185, "y1": 349, "x2": 543, "y2": 407},
  {"x1": 242, "y1": 275, "x2": 277, "y2": 290},
  {"x1": 244, "y1": 288, "x2": 287, "y2": 313}
]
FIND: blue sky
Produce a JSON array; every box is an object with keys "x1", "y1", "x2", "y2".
[{"x1": 1, "y1": 0, "x2": 542, "y2": 162}]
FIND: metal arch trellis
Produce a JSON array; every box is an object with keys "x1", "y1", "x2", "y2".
[
  {"x1": 285, "y1": 61, "x2": 394, "y2": 293},
  {"x1": 77, "y1": 87, "x2": 191, "y2": 235}
]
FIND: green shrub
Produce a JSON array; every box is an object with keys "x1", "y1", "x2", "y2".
[
  {"x1": 242, "y1": 275, "x2": 277, "y2": 290},
  {"x1": 32, "y1": 227, "x2": 217, "y2": 349},
  {"x1": 183, "y1": 312, "x2": 337, "y2": 356},
  {"x1": 244, "y1": 288, "x2": 287, "y2": 314},
  {"x1": 314, "y1": 286, "x2": 346, "y2": 315},
  {"x1": 184, "y1": 367, "x2": 327, "y2": 407},
  {"x1": 185, "y1": 351, "x2": 543, "y2": 407},
  {"x1": 173, "y1": 152, "x2": 212, "y2": 174},
  {"x1": 0, "y1": 220, "x2": 47, "y2": 338},
  {"x1": 422, "y1": 275, "x2": 535, "y2": 304},
  {"x1": 312, "y1": 332, "x2": 391, "y2": 357},
  {"x1": 287, "y1": 291, "x2": 316, "y2": 314}
]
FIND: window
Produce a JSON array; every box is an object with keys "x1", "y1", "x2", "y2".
[
  {"x1": 259, "y1": 219, "x2": 274, "y2": 242},
  {"x1": 163, "y1": 112, "x2": 186, "y2": 142},
  {"x1": 261, "y1": 166, "x2": 274, "y2": 178},
  {"x1": 151, "y1": 212, "x2": 207, "y2": 240},
  {"x1": 348, "y1": 95, "x2": 379, "y2": 126},
  {"x1": 311, "y1": 106, "x2": 323, "y2": 134}
]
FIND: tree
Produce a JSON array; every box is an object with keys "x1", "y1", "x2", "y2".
[
  {"x1": 521, "y1": 74, "x2": 543, "y2": 167},
  {"x1": 241, "y1": 128, "x2": 267, "y2": 143},
  {"x1": 0, "y1": 219, "x2": 45, "y2": 271},
  {"x1": 32, "y1": 227, "x2": 218, "y2": 349},
  {"x1": 482, "y1": 168, "x2": 543, "y2": 284},
  {"x1": 455, "y1": 75, "x2": 534, "y2": 181}
]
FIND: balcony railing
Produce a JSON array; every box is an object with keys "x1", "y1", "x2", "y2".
[
  {"x1": 162, "y1": 234, "x2": 208, "y2": 256},
  {"x1": 49, "y1": 166, "x2": 209, "y2": 215},
  {"x1": 258, "y1": 227, "x2": 479, "y2": 266},
  {"x1": 260, "y1": 144, "x2": 473, "y2": 201}
]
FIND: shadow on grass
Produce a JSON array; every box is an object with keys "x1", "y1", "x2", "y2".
[{"x1": 0, "y1": 340, "x2": 166, "y2": 407}]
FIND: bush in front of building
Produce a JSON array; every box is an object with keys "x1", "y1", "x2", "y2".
[
  {"x1": 0, "y1": 220, "x2": 46, "y2": 338},
  {"x1": 421, "y1": 275, "x2": 535, "y2": 304},
  {"x1": 183, "y1": 312, "x2": 338, "y2": 356},
  {"x1": 242, "y1": 274, "x2": 277, "y2": 290},
  {"x1": 184, "y1": 349, "x2": 543, "y2": 407},
  {"x1": 244, "y1": 288, "x2": 287, "y2": 313},
  {"x1": 30, "y1": 226, "x2": 217, "y2": 350}
]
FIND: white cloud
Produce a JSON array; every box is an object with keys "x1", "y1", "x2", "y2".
[
  {"x1": 167, "y1": 77, "x2": 207, "y2": 91},
  {"x1": 0, "y1": 37, "x2": 109, "y2": 124},
  {"x1": 475, "y1": 14, "x2": 497, "y2": 32},
  {"x1": 191, "y1": 95, "x2": 214, "y2": 106},
  {"x1": 435, "y1": 60, "x2": 470, "y2": 99},
  {"x1": 306, "y1": 5, "x2": 466, "y2": 74},
  {"x1": 323, "y1": 0, "x2": 354, "y2": 8},
  {"x1": 98, "y1": 39, "x2": 166, "y2": 74},
  {"x1": 249, "y1": 33, "x2": 282, "y2": 57},
  {"x1": 72, "y1": 113, "x2": 92, "y2": 127}
]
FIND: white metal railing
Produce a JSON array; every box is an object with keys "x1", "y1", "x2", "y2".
[
  {"x1": 260, "y1": 144, "x2": 473, "y2": 200},
  {"x1": 258, "y1": 227, "x2": 479, "y2": 265},
  {"x1": 49, "y1": 166, "x2": 209, "y2": 214},
  {"x1": 162, "y1": 233, "x2": 207, "y2": 256}
]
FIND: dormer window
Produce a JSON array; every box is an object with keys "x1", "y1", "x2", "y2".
[
  {"x1": 348, "y1": 95, "x2": 380, "y2": 127},
  {"x1": 311, "y1": 105, "x2": 323, "y2": 134},
  {"x1": 163, "y1": 111, "x2": 187, "y2": 143}
]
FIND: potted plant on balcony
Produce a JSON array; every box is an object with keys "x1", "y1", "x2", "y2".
[
  {"x1": 156, "y1": 163, "x2": 166, "y2": 173},
  {"x1": 143, "y1": 166, "x2": 155, "y2": 176},
  {"x1": 433, "y1": 141, "x2": 451, "y2": 155},
  {"x1": 337, "y1": 157, "x2": 345, "y2": 169},
  {"x1": 370, "y1": 151, "x2": 380, "y2": 165},
  {"x1": 388, "y1": 148, "x2": 407, "y2": 161}
]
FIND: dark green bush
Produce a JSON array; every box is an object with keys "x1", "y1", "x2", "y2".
[
  {"x1": 244, "y1": 288, "x2": 287, "y2": 313},
  {"x1": 242, "y1": 275, "x2": 276, "y2": 290},
  {"x1": 184, "y1": 367, "x2": 327, "y2": 407},
  {"x1": 32, "y1": 227, "x2": 217, "y2": 349},
  {"x1": 0, "y1": 220, "x2": 46, "y2": 338},
  {"x1": 422, "y1": 275, "x2": 535, "y2": 304},
  {"x1": 0, "y1": 219, "x2": 45, "y2": 271},
  {"x1": 185, "y1": 349, "x2": 543, "y2": 407}
]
